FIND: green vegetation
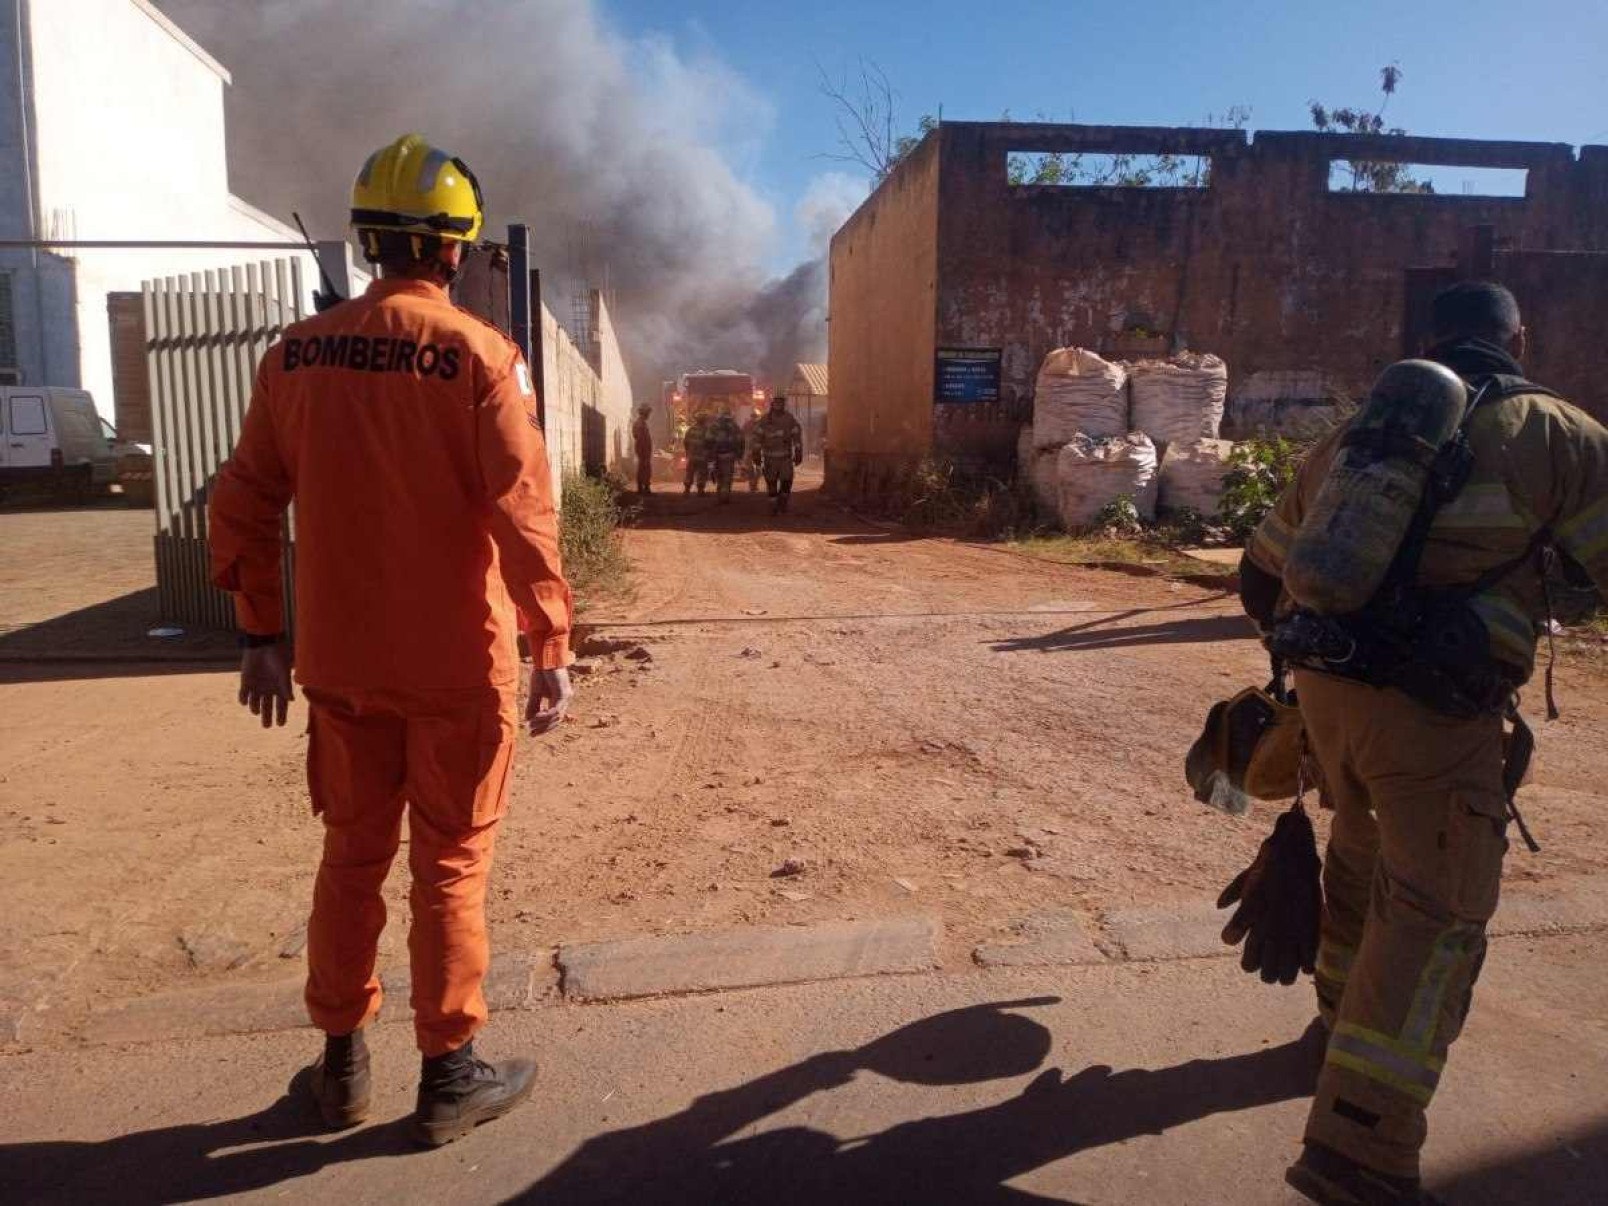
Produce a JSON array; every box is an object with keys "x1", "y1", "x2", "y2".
[
  {"x1": 1090, "y1": 494, "x2": 1143, "y2": 536},
  {"x1": 1311, "y1": 64, "x2": 1434, "y2": 194},
  {"x1": 1217, "y1": 436, "x2": 1304, "y2": 541},
  {"x1": 560, "y1": 473, "x2": 633, "y2": 606}
]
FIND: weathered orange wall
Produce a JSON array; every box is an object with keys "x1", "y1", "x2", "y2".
[
  {"x1": 828, "y1": 121, "x2": 1608, "y2": 488},
  {"x1": 1495, "y1": 250, "x2": 1608, "y2": 416},
  {"x1": 939, "y1": 123, "x2": 1608, "y2": 419},
  {"x1": 826, "y1": 135, "x2": 940, "y2": 493}
]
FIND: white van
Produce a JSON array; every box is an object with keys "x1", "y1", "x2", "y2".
[{"x1": 0, "y1": 387, "x2": 118, "y2": 498}]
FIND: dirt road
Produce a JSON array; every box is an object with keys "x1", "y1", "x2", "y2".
[{"x1": 2, "y1": 488, "x2": 1607, "y2": 1039}]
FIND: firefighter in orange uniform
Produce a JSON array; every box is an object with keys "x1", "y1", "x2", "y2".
[{"x1": 209, "y1": 135, "x2": 573, "y2": 1147}]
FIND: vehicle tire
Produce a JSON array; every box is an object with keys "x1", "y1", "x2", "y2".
[{"x1": 62, "y1": 465, "x2": 94, "y2": 505}]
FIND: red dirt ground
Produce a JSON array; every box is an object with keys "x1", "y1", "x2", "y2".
[{"x1": 2, "y1": 487, "x2": 1604, "y2": 1040}]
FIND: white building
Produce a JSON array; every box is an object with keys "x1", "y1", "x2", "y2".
[{"x1": 0, "y1": 0, "x2": 329, "y2": 418}]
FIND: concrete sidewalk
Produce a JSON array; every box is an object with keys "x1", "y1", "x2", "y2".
[{"x1": 1, "y1": 930, "x2": 1603, "y2": 1205}]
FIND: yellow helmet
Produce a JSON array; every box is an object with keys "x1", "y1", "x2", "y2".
[{"x1": 350, "y1": 134, "x2": 484, "y2": 256}]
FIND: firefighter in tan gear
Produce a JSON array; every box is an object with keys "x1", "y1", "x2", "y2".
[
  {"x1": 683, "y1": 412, "x2": 712, "y2": 494},
  {"x1": 741, "y1": 406, "x2": 762, "y2": 492},
  {"x1": 753, "y1": 395, "x2": 804, "y2": 514},
  {"x1": 632, "y1": 404, "x2": 654, "y2": 494},
  {"x1": 1240, "y1": 281, "x2": 1608, "y2": 1204},
  {"x1": 209, "y1": 134, "x2": 573, "y2": 1146},
  {"x1": 707, "y1": 409, "x2": 745, "y2": 503}
]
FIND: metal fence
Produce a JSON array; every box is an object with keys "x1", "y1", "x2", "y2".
[{"x1": 146, "y1": 260, "x2": 304, "y2": 630}]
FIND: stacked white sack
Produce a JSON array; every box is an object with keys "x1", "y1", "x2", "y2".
[
  {"x1": 1032, "y1": 348, "x2": 1129, "y2": 447},
  {"x1": 1158, "y1": 438, "x2": 1236, "y2": 515},
  {"x1": 1057, "y1": 432, "x2": 1159, "y2": 528},
  {"x1": 1128, "y1": 353, "x2": 1227, "y2": 454}
]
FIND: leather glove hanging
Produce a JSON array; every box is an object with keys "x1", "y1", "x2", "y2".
[{"x1": 1216, "y1": 800, "x2": 1322, "y2": 985}]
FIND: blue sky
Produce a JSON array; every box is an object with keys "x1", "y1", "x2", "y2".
[{"x1": 603, "y1": 0, "x2": 1608, "y2": 269}]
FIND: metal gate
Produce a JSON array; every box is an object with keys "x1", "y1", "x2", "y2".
[
  {"x1": 107, "y1": 293, "x2": 152, "y2": 444},
  {"x1": 146, "y1": 260, "x2": 305, "y2": 630}
]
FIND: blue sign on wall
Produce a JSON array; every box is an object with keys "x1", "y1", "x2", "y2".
[{"x1": 934, "y1": 347, "x2": 1002, "y2": 403}]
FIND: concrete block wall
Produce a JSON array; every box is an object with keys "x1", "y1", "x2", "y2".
[{"x1": 539, "y1": 290, "x2": 634, "y2": 504}]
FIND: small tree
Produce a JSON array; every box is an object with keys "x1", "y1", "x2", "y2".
[
  {"x1": 1311, "y1": 64, "x2": 1433, "y2": 193},
  {"x1": 817, "y1": 60, "x2": 938, "y2": 184}
]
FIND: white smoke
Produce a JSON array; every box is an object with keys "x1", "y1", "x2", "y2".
[
  {"x1": 154, "y1": 0, "x2": 832, "y2": 392},
  {"x1": 796, "y1": 172, "x2": 868, "y2": 252}
]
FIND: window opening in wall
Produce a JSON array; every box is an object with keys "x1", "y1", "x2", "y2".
[
  {"x1": 1327, "y1": 161, "x2": 1528, "y2": 197},
  {"x1": 1007, "y1": 151, "x2": 1211, "y2": 188}
]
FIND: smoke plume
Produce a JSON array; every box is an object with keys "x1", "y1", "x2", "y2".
[{"x1": 154, "y1": 0, "x2": 849, "y2": 393}]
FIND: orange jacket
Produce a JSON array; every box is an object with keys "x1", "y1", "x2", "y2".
[{"x1": 209, "y1": 277, "x2": 572, "y2": 690}]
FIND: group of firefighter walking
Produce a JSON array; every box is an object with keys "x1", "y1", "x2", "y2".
[{"x1": 633, "y1": 397, "x2": 804, "y2": 513}]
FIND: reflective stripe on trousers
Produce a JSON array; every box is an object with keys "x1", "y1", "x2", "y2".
[{"x1": 1294, "y1": 669, "x2": 1508, "y2": 1181}]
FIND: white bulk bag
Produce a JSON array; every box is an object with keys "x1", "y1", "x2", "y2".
[
  {"x1": 1158, "y1": 438, "x2": 1235, "y2": 515},
  {"x1": 1056, "y1": 432, "x2": 1159, "y2": 529},
  {"x1": 1032, "y1": 348, "x2": 1129, "y2": 447},
  {"x1": 1129, "y1": 353, "x2": 1228, "y2": 453}
]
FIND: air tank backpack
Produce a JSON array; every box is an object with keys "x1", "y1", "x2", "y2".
[{"x1": 1268, "y1": 358, "x2": 1563, "y2": 850}]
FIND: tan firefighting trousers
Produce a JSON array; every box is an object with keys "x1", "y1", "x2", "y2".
[
  {"x1": 1295, "y1": 669, "x2": 1509, "y2": 1179},
  {"x1": 712, "y1": 453, "x2": 738, "y2": 499},
  {"x1": 303, "y1": 686, "x2": 517, "y2": 1057}
]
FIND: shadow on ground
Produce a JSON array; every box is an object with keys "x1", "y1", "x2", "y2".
[
  {"x1": 992, "y1": 609, "x2": 1256, "y2": 654},
  {"x1": 0, "y1": 1002, "x2": 1600, "y2": 1204},
  {"x1": 1435, "y1": 1118, "x2": 1608, "y2": 1204},
  {"x1": 0, "y1": 494, "x2": 137, "y2": 516},
  {"x1": 0, "y1": 1066, "x2": 419, "y2": 1204},
  {"x1": 512, "y1": 1000, "x2": 1327, "y2": 1205},
  {"x1": 0, "y1": 587, "x2": 235, "y2": 683},
  {"x1": 625, "y1": 483, "x2": 876, "y2": 539},
  {"x1": 0, "y1": 1000, "x2": 1326, "y2": 1205}
]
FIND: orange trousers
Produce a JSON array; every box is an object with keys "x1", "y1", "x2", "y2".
[{"x1": 303, "y1": 685, "x2": 517, "y2": 1057}]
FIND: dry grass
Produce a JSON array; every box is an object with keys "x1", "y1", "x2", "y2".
[
  {"x1": 560, "y1": 473, "x2": 635, "y2": 609},
  {"x1": 1008, "y1": 533, "x2": 1234, "y2": 586}
]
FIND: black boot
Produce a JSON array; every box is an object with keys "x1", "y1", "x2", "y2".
[
  {"x1": 1286, "y1": 1142, "x2": 1444, "y2": 1206},
  {"x1": 310, "y1": 1030, "x2": 371, "y2": 1129},
  {"x1": 412, "y1": 1040, "x2": 537, "y2": 1147}
]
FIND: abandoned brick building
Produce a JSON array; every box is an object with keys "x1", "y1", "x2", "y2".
[{"x1": 825, "y1": 121, "x2": 1608, "y2": 496}]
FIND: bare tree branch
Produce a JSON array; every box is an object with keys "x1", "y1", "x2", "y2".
[{"x1": 814, "y1": 57, "x2": 926, "y2": 183}]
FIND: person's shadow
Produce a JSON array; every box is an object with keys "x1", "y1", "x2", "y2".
[
  {"x1": 0, "y1": 1066, "x2": 419, "y2": 1203},
  {"x1": 511, "y1": 998, "x2": 1328, "y2": 1205},
  {"x1": 0, "y1": 1000, "x2": 1325, "y2": 1205}
]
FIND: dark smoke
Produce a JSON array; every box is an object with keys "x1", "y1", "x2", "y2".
[{"x1": 154, "y1": 0, "x2": 844, "y2": 392}]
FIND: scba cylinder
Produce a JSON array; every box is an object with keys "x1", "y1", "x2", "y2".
[{"x1": 1283, "y1": 360, "x2": 1468, "y2": 615}]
